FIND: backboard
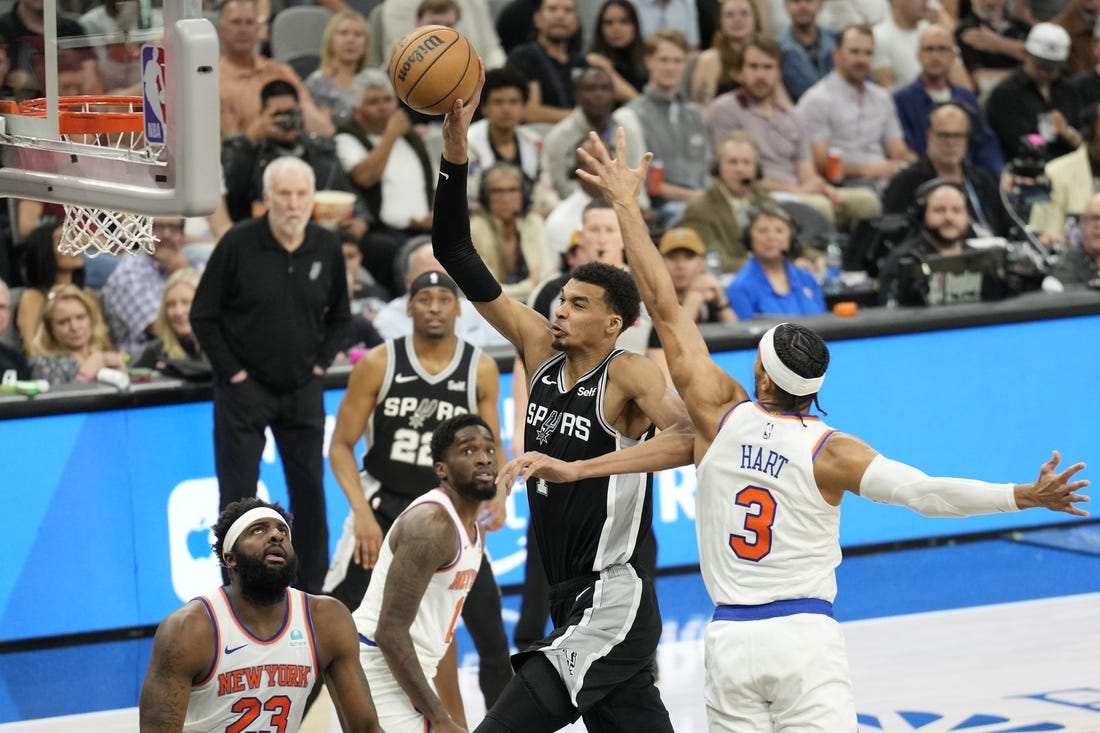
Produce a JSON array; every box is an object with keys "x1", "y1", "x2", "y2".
[{"x1": 0, "y1": 0, "x2": 220, "y2": 218}]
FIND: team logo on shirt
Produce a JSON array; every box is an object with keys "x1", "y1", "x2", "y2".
[
  {"x1": 535, "y1": 410, "x2": 562, "y2": 445},
  {"x1": 447, "y1": 380, "x2": 466, "y2": 391},
  {"x1": 576, "y1": 386, "x2": 597, "y2": 397},
  {"x1": 408, "y1": 399, "x2": 439, "y2": 429},
  {"x1": 762, "y1": 422, "x2": 774, "y2": 440}
]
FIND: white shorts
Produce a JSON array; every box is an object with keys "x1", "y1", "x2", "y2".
[
  {"x1": 360, "y1": 643, "x2": 436, "y2": 733},
  {"x1": 703, "y1": 611, "x2": 856, "y2": 732}
]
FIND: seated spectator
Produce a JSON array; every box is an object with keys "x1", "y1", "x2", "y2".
[
  {"x1": 894, "y1": 26, "x2": 1006, "y2": 178},
  {"x1": 626, "y1": 29, "x2": 711, "y2": 227},
  {"x1": 336, "y1": 240, "x2": 385, "y2": 352},
  {"x1": 505, "y1": 0, "x2": 586, "y2": 124},
  {"x1": 467, "y1": 67, "x2": 541, "y2": 209},
  {"x1": 797, "y1": 24, "x2": 917, "y2": 189},
  {"x1": 217, "y1": 0, "x2": 333, "y2": 138},
  {"x1": 1051, "y1": 191, "x2": 1100, "y2": 284},
  {"x1": 0, "y1": 0, "x2": 101, "y2": 99},
  {"x1": 100, "y1": 218, "x2": 191, "y2": 360},
  {"x1": 1052, "y1": 0, "x2": 1098, "y2": 75},
  {"x1": 382, "y1": 0, "x2": 506, "y2": 70},
  {"x1": 1029, "y1": 102, "x2": 1100, "y2": 237},
  {"x1": 133, "y1": 268, "x2": 209, "y2": 374},
  {"x1": 539, "y1": 65, "x2": 646, "y2": 204},
  {"x1": 710, "y1": 34, "x2": 881, "y2": 230},
  {"x1": 986, "y1": 23, "x2": 1085, "y2": 163},
  {"x1": 79, "y1": 1, "x2": 163, "y2": 93},
  {"x1": 681, "y1": 131, "x2": 782, "y2": 273},
  {"x1": 304, "y1": 10, "x2": 372, "y2": 130},
  {"x1": 1070, "y1": 21, "x2": 1100, "y2": 105},
  {"x1": 0, "y1": 277, "x2": 30, "y2": 380},
  {"x1": 222, "y1": 79, "x2": 364, "y2": 230},
  {"x1": 656, "y1": 227, "x2": 737, "y2": 325},
  {"x1": 334, "y1": 69, "x2": 434, "y2": 293},
  {"x1": 872, "y1": 0, "x2": 968, "y2": 90},
  {"x1": 955, "y1": 0, "x2": 1029, "y2": 97},
  {"x1": 470, "y1": 163, "x2": 554, "y2": 300},
  {"x1": 726, "y1": 204, "x2": 827, "y2": 319},
  {"x1": 15, "y1": 222, "x2": 84, "y2": 354},
  {"x1": 29, "y1": 283, "x2": 124, "y2": 385},
  {"x1": 818, "y1": 0, "x2": 889, "y2": 32},
  {"x1": 372, "y1": 237, "x2": 508, "y2": 348},
  {"x1": 878, "y1": 178, "x2": 1006, "y2": 302},
  {"x1": 496, "y1": 0, "x2": 538, "y2": 53},
  {"x1": 780, "y1": 0, "x2": 838, "y2": 102},
  {"x1": 691, "y1": 0, "x2": 763, "y2": 111},
  {"x1": 586, "y1": 0, "x2": 648, "y2": 103},
  {"x1": 884, "y1": 101, "x2": 1013, "y2": 236}
]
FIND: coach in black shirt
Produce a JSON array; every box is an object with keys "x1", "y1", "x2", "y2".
[{"x1": 191, "y1": 156, "x2": 350, "y2": 594}]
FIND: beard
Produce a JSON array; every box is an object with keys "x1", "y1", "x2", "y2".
[
  {"x1": 455, "y1": 475, "x2": 498, "y2": 502},
  {"x1": 233, "y1": 548, "x2": 298, "y2": 606}
]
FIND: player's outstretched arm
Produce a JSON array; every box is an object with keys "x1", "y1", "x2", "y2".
[
  {"x1": 817, "y1": 436, "x2": 1090, "y2": 517},
  {"x1": 139, "y1": 602, "x2": 216, "y2": 733},
  {"x1": 374, "y1": 506, "x2": 468, "y2": 733},
  {"x1": 329, "y1": 347, "x2": 388, "y2": 569},
  {"x1": 434, "y1": 61, "x2": 554, "y2": 369},
  {"x1": 576, "y1": 129, "x2": 749, "y2": 420},
  {"x1": 309, "y1": 596, "x2": 382, "y2": 733}
]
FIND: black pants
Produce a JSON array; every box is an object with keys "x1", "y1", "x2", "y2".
[
  {"x1": 329, "y1": 489, "x2": 513, "y2": 707},
  {"x1": 213, "y1": 376, "x2": 328, "y2": 594},
  {"x1": 514, "y1": 521, "x2": 550, "y2": 650}
]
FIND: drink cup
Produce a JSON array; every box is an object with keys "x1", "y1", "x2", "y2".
[
  {"x1": 648, "y1": 160, "x2": 665, "y2": 196},
  {"x1": 826, "y1": 148, "x2": 844, "y2": 184}
]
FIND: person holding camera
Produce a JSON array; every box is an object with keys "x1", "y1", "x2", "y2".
[{"x1": 222, "y1": 80, "x2": 369, "y2": 241}]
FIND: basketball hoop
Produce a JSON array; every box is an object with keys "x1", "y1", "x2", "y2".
[{"x1": 19, "y1": 96, "x2": 162, "y2": 257}]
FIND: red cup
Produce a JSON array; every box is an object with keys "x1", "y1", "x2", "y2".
[
  {"x1": 648, "y1": 160, "x2": 665, "y2": 196},
  {"x1": 825, "y1": 149, "x2": 843, "y2": 183}
]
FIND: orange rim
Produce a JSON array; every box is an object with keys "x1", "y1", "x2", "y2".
[{"x1": 19, "y1": 96, "x2": 145, "y2": 135}]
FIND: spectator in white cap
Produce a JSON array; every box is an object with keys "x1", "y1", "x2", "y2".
[{"x1": 985, "y1": 22, "x2": 1084, "y2": 162}]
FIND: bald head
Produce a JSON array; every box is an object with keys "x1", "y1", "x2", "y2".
[{"x1": 918, "y1": 25, "x2": 956, "y2": 81}]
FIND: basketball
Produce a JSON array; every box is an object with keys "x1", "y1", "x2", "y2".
[{"x1": 388, "y1": 25, "x2": 480, "y2": 116}]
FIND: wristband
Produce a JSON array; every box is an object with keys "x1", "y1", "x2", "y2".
[{"x1": 76, "y1": 370, "x2": 93, "y2": 383}]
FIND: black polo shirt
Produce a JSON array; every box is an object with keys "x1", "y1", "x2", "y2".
[{"x1": 984, "y1": 68, "x2": 1082, "y2": 161}]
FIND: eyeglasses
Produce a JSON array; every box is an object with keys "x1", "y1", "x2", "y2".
[
  {"x1": 723, "y1": 8, "x2": 753, "y2": 16},
  {"x1": 487, "y1": 187, "x2": 522, "y2": 195},
  {"x1": 1081, "y1": 215, "x2": 1100, "y2": 225},
  {"x1": 931, "y1": 131, "x2": 967, "y2": 141},
  {"x1": 920, "y1": 45, "x2": 954, "y2": 53}
]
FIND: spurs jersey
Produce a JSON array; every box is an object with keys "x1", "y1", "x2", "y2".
[
  {"x1": 696, "y1": 401, "x2": 841, "y2": 606},
  {"x1": 524, "y1": 350, "x2": 655, "y2": 585},
  {"x1": 353, "y1": 489, "x2": 483, "y2": 676},
  {"x1": 184, "y1": 588, "x2": 318, "y2": 733},
  {"x1": 362, "y1": 337, "x2": 480, "y2": 499}
]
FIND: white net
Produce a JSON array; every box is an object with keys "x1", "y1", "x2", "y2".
[{"x1": 18, "y1": 96, "x2": 163, "y2": 257}]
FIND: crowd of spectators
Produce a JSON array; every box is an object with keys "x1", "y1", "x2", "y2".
[{"x1": 2, "y1": 0, "x2": 1100, "y2": 378}]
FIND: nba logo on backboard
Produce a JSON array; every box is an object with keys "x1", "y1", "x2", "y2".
[{"x1": 142, "y1": 45, "x2": 167, "y2": 145}]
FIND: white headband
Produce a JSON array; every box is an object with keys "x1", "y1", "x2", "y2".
[
  {"x1": 759, "y1": 324, "x2": 825, "y2": 397},
  {"x1": 223, "y1": 507, "x2": 290, "y2": 556}
]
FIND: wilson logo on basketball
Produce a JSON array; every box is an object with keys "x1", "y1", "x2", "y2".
[{"x1": 396, "y1": 35, "x2": 445, "y2": 82}]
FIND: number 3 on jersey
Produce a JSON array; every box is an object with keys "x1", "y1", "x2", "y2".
[{"x1": 729, "y1": 485, "x2": 776, "y2": 561}]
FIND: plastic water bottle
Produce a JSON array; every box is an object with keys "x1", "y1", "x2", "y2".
[
  {"x1": 706, "y1": 250, "x2": 723, "y2": 278},
  {"x1": 824, "y1": 235, "x2": 843, "y2": 294}
]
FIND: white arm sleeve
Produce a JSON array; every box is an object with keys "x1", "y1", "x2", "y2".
[{"x1": 859, "y1": 455, "x2": 1019, "y2": 517}]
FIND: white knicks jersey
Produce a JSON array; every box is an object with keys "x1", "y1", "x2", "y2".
[
  {"x1": 696, "y1": 401, "x2": 842, "y2": 606},
  {"x1": 185, "y1": 587, "x2": 319, "y2": 733},
  {"x1": 353, "y1": 488, "x2": 483, "y2": 677}
]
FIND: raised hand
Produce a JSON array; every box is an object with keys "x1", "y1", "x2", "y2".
[
  {"x1": 1018, "y1": 450, "x2": 1090, "y2": 516},
  {"x1": 575, "y1": 128, "x2": 652, "y2": 206},
  {"x1": 497, "y1": 451, "x2": 579, "y2": 491}
]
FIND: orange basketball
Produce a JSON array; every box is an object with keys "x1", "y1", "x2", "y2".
[{"x1": 388, "y1": 26, "x2": 480, "y2": 116}]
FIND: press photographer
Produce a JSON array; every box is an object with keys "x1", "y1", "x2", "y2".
[{"x1": 1029, "y1": 103, "x2": 1100, "y2": 240}]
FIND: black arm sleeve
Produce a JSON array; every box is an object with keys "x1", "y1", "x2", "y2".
[{"x1": 431, "y1": 157, "x2": 504, "y2": 302}]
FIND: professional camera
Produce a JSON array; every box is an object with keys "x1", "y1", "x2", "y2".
[
  {"x1": 274, "y1": 109, "x2": 303, "y2": 132},
  {"x1": 1006, "y1": 135, "x2": 1051, "y2": 205}
]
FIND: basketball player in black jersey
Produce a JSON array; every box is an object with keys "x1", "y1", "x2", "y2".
[
  {"x1": 432, "y1": 66, "x2": 693, "y2": 733},
  {"x1": 326, "y1": 270, "x2": 513, "y2": 721}
]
